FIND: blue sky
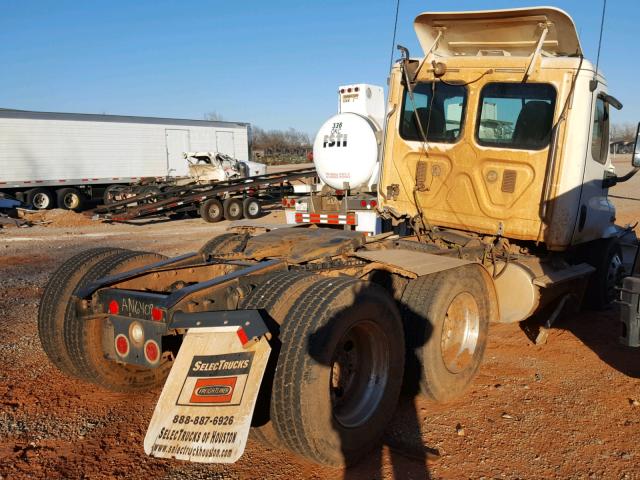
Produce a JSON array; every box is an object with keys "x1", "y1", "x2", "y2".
[{"x1": 1, "y1": 0, "x2": 638, "y2": 136}]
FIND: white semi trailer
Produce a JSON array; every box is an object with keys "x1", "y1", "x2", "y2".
[{"x1": 0, "y1": 109, "x2": 250, "y2": 210}]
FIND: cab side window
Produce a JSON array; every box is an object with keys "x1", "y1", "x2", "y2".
[
  {"x1": 476, "y1": 83, "x2": 557, "y2": 150},
  {"x1": 591, "y1": 98, "x2": 609, "y2": 164},
  {"x1": 400, "y1": 83, "x2": 467, "y2": 143}
]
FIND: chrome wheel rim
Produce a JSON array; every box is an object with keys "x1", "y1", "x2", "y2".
[
  {"x1": 32, "y1": 192, "x2": 50, "y2": 209},
  {"x1": 247, "y1": 201, "x2": 260, "y2": 216},
  {"x1": 208, "y1": 204, "x2": 221, "y2": 218},
  {"x1": 331, "y1": 320, "x2": 389, "y2": 428},
  {"x1": 441, "y1": 292, "x2": 480, "y2": 374},
  {"x1": 63, "y1": 193, "x2": 80, "y2": 209},
  {"x1": 229, "y1": 203, "x2": 241, "y2": 217}
]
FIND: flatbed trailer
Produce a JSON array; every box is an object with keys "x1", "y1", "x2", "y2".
[{"x1": 95, "y1": 167, "x2": 317, "y2": 222}]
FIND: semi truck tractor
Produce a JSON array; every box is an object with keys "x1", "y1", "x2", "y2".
[{"x1": 39, "y1": 7, "x2": 640, "y2": 468}]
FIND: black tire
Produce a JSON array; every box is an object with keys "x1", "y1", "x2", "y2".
[
  {"x1": 63, "y1": 250, "x2": 171, "y2": 392},
  {"x1": 26, "y1": 187, "x2": 54, "y2": 210},
  {"x1": 223, "y1": 198, "x2": 244, "y2": 221},
  {"x1": 268, "y1": 277, "x2": 405, "y2": 467},
  {"x1": 400, "y1": 265, "x2": 491, "y2": 403},
  {"x1": 199, "y1": 198, "x2": 224, "y2": 223},
  {"x1": 583, "y1": 238, "x2": 625, "y2": 310},
  {"x1": 139, "y1": 185, "x2": 161, "y2": 204},
  {"x1": 199, "y1": 233, "x2": 249, "y2": 257},
  {"x1": 38, "y1": 248, "x2": 125, "y2": 377},
  {"x1": 56, "y1": 188, "x2": 85, "y2": 211},
  {"x1": 240, "y1": 271, "x2": 318, "y2": 450},
  {"x1": 103, "y1": 185, "x2": 124, "y2": 205},
  {"x1": 243, "y1": 197, "x2": 262, "y2": 219}
]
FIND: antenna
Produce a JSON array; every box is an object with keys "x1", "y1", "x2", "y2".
[
  {"x1": 590, "y1": 0, "x2": 607, "y2": 91},
  {"x1": 388, "y1": 0, "x2": 400, "y2": 73}
]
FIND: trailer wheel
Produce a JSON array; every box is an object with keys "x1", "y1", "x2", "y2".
[
  {"x1": 199, "y1": 232, "x2": 249, "y2": 257},
  {"x1": 224, "y1": 198, "x2": 244, "y2": 221},
  {"x1": 57, "y1": 188, "x2": 85, "y2": 211},
  {"x1": 38, "y1": 248, "x2": 125, "y2": 376},
  {"x1": 26, "y1": 188, "x2": 54, "y2": 210},
  {"x1": 243, "y1": 197, "x2": 262, "y2": 219},
  {"x1": 63, "y1": 250, "x2": 171, "y2": 392},
  {"x1": 400, "y1": 265, "x2": 490, "y2": 403},
  {"x1": 199, "y1": 198, "x2": 224, "y2": 223},
  {"x1": 103, "y1": 185, "x2": 124, "y2": 205},
  {"x1": 268, "y1": 277, "x2": 404, "y2": 466}
]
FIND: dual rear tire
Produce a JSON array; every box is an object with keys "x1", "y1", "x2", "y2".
[
  {"x1": 25, "y1": 187, "x2": 85, "y2": 211},
  {"x1": 38, "y1": 248, "x2": 170, "y2": 392},
  {"x1": 400, "y1": 265, "x2": 491, "y2": 403},
  {"x1": 241, "y1": 272, "x2": 405, "y2": 467}
]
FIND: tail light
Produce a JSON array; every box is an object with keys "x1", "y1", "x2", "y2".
[
  {"x1": 108, "y1": 300, "x2": 119, "y2": 315},
  {"x1": 237, "y1": 327, "x2": 249, "y2": 346},
  {"x1": 115, "y1": 334, "x2": 130, "y2": 357},
  {"x1": 144, "y1": 340, "x2": 160, "y2": 364},
  {"x1": 151, "y1": 307, "x2": 164, "y2": 322}
]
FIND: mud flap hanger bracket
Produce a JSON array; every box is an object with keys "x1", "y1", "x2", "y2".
[{"x1": 171, "y1": 310, "x2": 271, "y2": 349}]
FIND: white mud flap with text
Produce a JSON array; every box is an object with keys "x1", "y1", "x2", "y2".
[{"x1": 144, "y1": 327, "x2": 271, "y2": 463}]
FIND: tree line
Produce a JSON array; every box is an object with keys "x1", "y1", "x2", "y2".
[{"x1": 611, "y1": 122, "x2": 638, "y2": 143}]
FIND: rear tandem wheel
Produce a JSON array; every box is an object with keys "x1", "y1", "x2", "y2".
[
  {"x1": 400, "y1": 265, "x2": 491, "y2": 403},
  {"x1": 241, "y1": 273, "x2": 405, "y2": 467},
  {"x1": 62, "y1": 250, "x2": 172, "y2": 392}
]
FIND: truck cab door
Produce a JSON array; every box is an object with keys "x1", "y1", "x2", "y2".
[{"x1": 571, "y1": 90, "x2": 615, "y2": 244}]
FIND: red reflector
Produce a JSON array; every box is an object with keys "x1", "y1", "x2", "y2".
[
  {"x1": 237, "y1": 327, "x2": 249, "y2": 346},
  {"x1": 335, "y1": 190, "x2": 344, "y2": 195},
  {"x1": 108, "y1": 300, "x2": 119, "y2": 315},
  {"x1": 145, "y1": 340, "x2": 159, "y2": 363},
  {"x1": 370, "y1": 200, "x2": 377, "y2": 207},
  {"x1": 360, "y1": 200, "x2": 367, "y2": 207},
  {"x1": 151, "y1": 307, "x2": 163, "y2": 321},
  {"x1": 281, "y1": 198, "x2": 287, "y2": 206},
  {"x1": 115, "y1": 334, "x2": 129, "y2": 356}
]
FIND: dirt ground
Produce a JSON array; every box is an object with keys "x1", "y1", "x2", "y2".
[{"x1": 1, "y1": 163, "x2": 640, "y2": 479}]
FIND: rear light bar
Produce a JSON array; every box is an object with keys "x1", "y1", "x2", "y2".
[{"x1": 295, "y1": 213, "x2": 356, "y2": 226}]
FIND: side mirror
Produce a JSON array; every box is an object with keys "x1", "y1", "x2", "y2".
[{"x1": 633, "y1": 122, "x2": 640, "y2": 168}]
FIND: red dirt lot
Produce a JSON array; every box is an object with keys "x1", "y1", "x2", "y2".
[{"x1": 1, "y1": 178, "x2": 640, "y2": 479}]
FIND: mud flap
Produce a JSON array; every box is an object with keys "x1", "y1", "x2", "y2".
[{"x1": 144, "y1": 327, "x2": 271, "y2": 463}]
